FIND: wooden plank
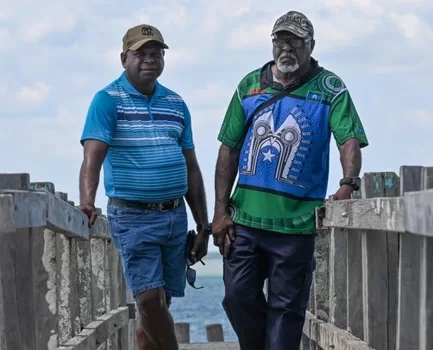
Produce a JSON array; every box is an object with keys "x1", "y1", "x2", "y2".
[
  {"x1": 59, "y1": 329, "x2": 97, "y2": 350},
  {"x1": 0, "y1": 190, "x2": 94, "y2": 239},
  {"x1": 27, "y1": 182, "x2": 58, "y2": 350},
  {"x1": 418, "y1": 167, "x2": 433, "y2": 350},
  {"x1": 397, "y1": 165, "x2": 423, "y2": 350},
  {"x1": 360, "y1": 172, "x2": 399, "y2": 350},
  {"x1": 0, "y1": 194, "x2": 15, "y2": 233},
  {"x1": 108, "y1": 240, "x2": 123, "y2": 349},
  {"x1": 86, "y1": 307, "x2": 129, "y2": 345},
  {"x1": 0, "y1": 173, "x2": 30, "y2": 190},
  {"x1": 57, "y1": 234, "x2": 74, "y2": 345},
  {"x1": 303, "y1": 311, "x2": 373, "y2": 350},
  {"x1": 1, "y1": 190, "x2": 48, "y2": 229},
  {"x1": 31, "y1": 181, "x2": 56, "y2": 194},
  {"x1": 313, "y1": 231, "x2": 330, "y2": 321},
  {"x1": 77, "y1": 240, "x2": 92, "y2": 330},
  {"x1": 179, "y1": 343, "x2": 239, "y2": 350},
  {"x1": 329, "y1": 225, "x2": 347, "y2": 328},
  {"x1": 383, "y1": 172, "x2": 400, "y2": 350},
  {"x1": 206, "y1": 324, "x2": 224, "y2": 342},
  {"x1": 33, "y1": 228, "x2": 58, "y2": 350},
  {"x1": 403, "y1": 189, "x2": 433, "y2": 237},
  {"x1": 59, "y1": 307, "x2": 129, "y2": 350},
  {"x1": 46, "y1": 192, "x2": 90, "y2": 240},
  {"x1": 321, "y1": 196, "x2": 404, "y2": 232},
  {"x1": 175, "y1": 322, "x2": 190, "y2": 343},
  {"x1": 0, "y1": 174, "x2": 36, "y2": 349},
  {"x1": 346, "y1": 187, "x2": 363, "y2": 340},
  {"x1": 90, "y1": 217, "x2": 110, "y2": 239},
  {"x1": 91, "y1": 238, "x2": 107, "y2": 319}
]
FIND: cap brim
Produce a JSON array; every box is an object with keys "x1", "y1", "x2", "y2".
[
  {"x1": 129, "y1": 38, "x2": 169, "y2": 51},
  {"x1": 272, "y1": 24, "x2": 310, "y2": 39}
]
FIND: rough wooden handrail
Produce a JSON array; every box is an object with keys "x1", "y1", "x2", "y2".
[
  {"x1": 307, "y1": 166, "x2": 433, "y2": 350},
  {"x1": 0, "y1": 188, "x2": 108, "y2": 240},
  {"x1": 0, "y1": 173, "x2": 130, "y2": 349},
  {"x1": 315, "y1": 188, "x2": 433, "y2": 237}
]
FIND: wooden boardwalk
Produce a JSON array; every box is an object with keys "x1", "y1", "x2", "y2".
[
  {"x1": 180, "y1": 343, "x2": 239, "y2": 349},
  {"x1": 0, "y1": 164, "x2": 432, "y2": 349}
]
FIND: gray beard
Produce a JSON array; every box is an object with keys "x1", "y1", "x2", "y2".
[{"x1": 276, "y1": 59, "x2": 300, "y2": 73}]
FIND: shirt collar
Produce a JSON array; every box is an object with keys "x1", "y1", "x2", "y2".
[{"x1": 119, "y1": 71, "x2": 163, "y2": 98}]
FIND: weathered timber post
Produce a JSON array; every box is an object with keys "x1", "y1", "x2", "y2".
[
  {"x1": 174, "y1": 322, "x2": 190, "y2": 344},
  {"x1": 396, "y1": 166, "x2": 424, "y2": 350},
  {"x1": 328, "y1": 193, "x2": 348, "y2": 329},
  {"x1": 206, "y1": 324, "x2": 224, "y2": 342},
  {"x1": 418, "y1": 167, "x2": 433, "y2": 350},
  {"x1": 360, "y1": 172, "x2": 399, "y2": 350},
  {"x1": 0, "y1": 174, "x2": 59, "y2": 350},
  {"x1": 397, "y1": 166, "x2": 433, "y2": 350}
]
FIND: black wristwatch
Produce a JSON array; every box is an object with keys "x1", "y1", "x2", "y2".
[
  {"x1": 339, "y1": 177, "x2": 361, "y2": 191},
  {"x1": 196, "y1": 223, "x2": 212, "y2": 233}
]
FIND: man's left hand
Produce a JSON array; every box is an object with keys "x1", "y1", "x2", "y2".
[
  {"x1": 333, "y1": 185, "x2": 354, "y2": 200},
  {"x1": 190, "y1": 230, "x2": 209, "y2": 263}
]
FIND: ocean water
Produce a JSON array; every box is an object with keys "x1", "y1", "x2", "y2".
[{"x1": 170, "y1": 275, "x2": 238, "y2": 343}]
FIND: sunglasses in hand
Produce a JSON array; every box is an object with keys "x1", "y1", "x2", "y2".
[{"x1": 187, "y1": 256, "x2": 205, "y2": 290}]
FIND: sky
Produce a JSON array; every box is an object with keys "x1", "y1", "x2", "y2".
[{"x1": 1, "y1": 0, "x2": 432, "y2": 254}]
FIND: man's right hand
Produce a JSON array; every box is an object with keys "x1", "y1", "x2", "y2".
[
  {"x1": 77, "y1": 203, "x2": 98, "y2": 226},
  {"x1": 211, "y1": 213, "x2": 236, "y2": 255}
]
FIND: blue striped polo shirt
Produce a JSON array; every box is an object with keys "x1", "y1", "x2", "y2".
[{"x1": 80, "y1": 72, "x2": 194, "y2": 203}]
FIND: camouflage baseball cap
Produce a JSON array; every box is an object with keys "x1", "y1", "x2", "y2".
[
  {"x1": 271, "y1": 11, "x2": 314, "y2": 39},
  {"x1": 122, "y1": 24, "x2": 169, "y2": 53}
]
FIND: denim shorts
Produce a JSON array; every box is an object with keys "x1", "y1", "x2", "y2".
[{"x1": 107, "y1": 199, "x2": 188, "y2": 298}]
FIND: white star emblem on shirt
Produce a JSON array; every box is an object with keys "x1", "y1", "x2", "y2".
[{"x1": 262, "y1": 149, "x2": 276, "y2": 163}]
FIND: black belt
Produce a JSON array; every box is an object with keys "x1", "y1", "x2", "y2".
[{"x1": 108, "y1": 197, "x2": 181, "y2": 211}]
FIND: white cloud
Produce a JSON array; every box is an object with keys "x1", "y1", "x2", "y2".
[
  {"x1": 228, "y1": 21, "x2": 273, "y2": 49},
  {"x1": 21, "y1": 4, "x2": 78, "y2": 43},
  {"x1": 29, "y1": 106, "x2": 84, "y2": 158},
  {"x1": 190, "y1": 83, "x2": 232, "y2": 104},
  {"x1": 199, "y1": 0, "x2": 253, "y2": 35},
  {"x1": 165, "y1": 47, "x2": 198, "y2": 65},
  {"x1": 403, "y1": 109, "x2": 433, "y2": 126},
  {"x1": 0, "y1": 28, "x2": 16, "y2": 52},
  {"x1": 163, "y1": 6, "x2": 188, "y2": 27},
  {"x1": 390, "y1": 12, "x2": 433, "y2": 42},
  {"x1": 18, "y1": 83, "x2": 50, "y2": 104}
]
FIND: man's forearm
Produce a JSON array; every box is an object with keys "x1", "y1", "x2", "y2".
[
  {"x1": 79, "y1": 162, "x2": 100, "y2": 206},
  {"x1": 185, "y1": 168, "x2": 208, "y2": 226},
  {"x1": 339, "y1": 138, "x2": 362, "y2": 177},
  {"x1": 214, "y1": 144, "x2": 240, "y2": 216}
]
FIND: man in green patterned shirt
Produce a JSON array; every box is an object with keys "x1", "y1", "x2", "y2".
[{"x1": 212, "y1": 10, "x2": 369, "y2": 350}]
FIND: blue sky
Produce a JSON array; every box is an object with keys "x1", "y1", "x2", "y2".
[{"x1": 1, "y1": 0, "x2": 432, "y2": 253}]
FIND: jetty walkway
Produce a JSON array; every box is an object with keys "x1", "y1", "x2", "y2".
[{"x1": 0, "y1": 164, "x2": 431, "y2": 349}]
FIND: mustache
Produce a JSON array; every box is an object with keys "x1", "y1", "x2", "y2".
[{"x1": 278, "y1": 53, "x2": 297, "y2": 60}]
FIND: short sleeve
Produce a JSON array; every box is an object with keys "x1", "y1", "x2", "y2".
[
  {"x1": 217, "y1": 87, "x2": 247, "y2": 149},
  {"x1": 80, "y1": 91, "x2": 117, "y2": 146},
  {"x1": 329, "y1": 91, "x2": 369, "y2": 148},
  {"x1": 179, "y1": 102, "x2": 195, "y2": 150}
]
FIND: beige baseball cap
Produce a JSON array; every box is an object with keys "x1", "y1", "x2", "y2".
[{"x1": 122, "y1": 24, "x2": 169, "y2": 53}]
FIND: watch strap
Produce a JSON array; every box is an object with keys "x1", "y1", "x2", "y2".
[
  {"x1": 196, "y1": 223, "x2": 212, "y2": 232},
  {"x1": 339, "y1": 177, "x2": 361, "y2": 191}
]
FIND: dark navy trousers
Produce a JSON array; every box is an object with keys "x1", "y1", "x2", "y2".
[{"x1": 222, "y1": 224, "x2": 315, "y2": 350}]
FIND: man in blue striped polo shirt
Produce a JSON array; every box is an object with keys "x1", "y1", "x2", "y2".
[{"x1": 78, "y1": 24, "x2": 210, "y2": 350}]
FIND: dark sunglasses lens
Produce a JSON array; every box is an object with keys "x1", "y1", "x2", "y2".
[{"x1": 187, "y1": 267, "x2": 196, "y2": 283}]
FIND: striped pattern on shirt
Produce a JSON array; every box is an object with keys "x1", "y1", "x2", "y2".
[{"x1": 81, "y1": 72, "x2": 194, "y2": 203}]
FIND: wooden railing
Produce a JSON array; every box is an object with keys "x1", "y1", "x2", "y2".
[
  {"x1": 302, "y1": 165, "x2": 433, "y2": 350},
  {"x1": 1, "y1": 166, "x2": 431, "y2": 350},
  {"x1": 174, "y1": 323, "x2": 239, "y2": 349},
  {"x1": 0, "y1": 173, "x2": 133, "y2": 349}
]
